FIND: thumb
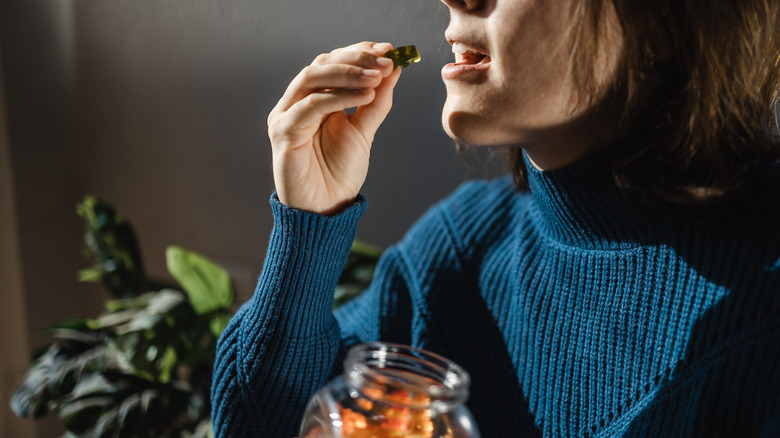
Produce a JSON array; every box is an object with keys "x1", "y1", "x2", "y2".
[{"x1": 349, "y1": 67, "x2": 402, "y2": 141}]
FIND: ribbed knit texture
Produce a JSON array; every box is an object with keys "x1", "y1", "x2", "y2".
[{"x1": 212, "y1": 152, "x2": 780, "y2": 437}]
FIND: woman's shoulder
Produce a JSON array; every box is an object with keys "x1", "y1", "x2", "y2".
[
  {"x1": 438, "y1": 175, "x2": 528, "y2": 227},
  {"x1": 399, "y1": 176, "x2": 529, "y2": 257}
]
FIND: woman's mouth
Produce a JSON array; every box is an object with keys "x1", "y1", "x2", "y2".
[
  {"x1": 442, "y1": 41, "x2": 491, "y2": 81},
  {"x1": 451, "y1": 41, "x2": 491, "y2": 65}
]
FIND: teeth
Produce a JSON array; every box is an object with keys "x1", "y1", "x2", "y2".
[{"x1": 451, "y1": 41, "x2": 472, "y2": 55}]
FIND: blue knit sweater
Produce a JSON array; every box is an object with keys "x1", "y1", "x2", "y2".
[{"x1": 212, "y1": 152, "x2": 780, "y2": 437}]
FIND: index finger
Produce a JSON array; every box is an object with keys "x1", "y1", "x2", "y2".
[
  {"x1": 273, "y1": 42, "x2": 395, "y2": 113},
  {"x1": 312, "y1": 41, "x2": 393, "y2": 66}
]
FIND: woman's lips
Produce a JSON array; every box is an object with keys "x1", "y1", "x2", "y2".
[
  {"x1": 443, "y1": 38, "x2": 491, "y2": 81},
  {"x1": 441, "y1": 55, "x2": 491, "y2": 80}
]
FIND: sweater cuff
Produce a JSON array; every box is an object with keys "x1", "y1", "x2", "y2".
[{"x1": 260, "y1": 192, "x2": 368, "y2": 337}]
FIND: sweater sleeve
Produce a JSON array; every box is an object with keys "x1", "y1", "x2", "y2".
[
  {"x1": 210, "y1": 184, "x2": 479, "y2": 437},
  {"x1": 211, "y1": 193, "x2": 371, "y2": 437}
]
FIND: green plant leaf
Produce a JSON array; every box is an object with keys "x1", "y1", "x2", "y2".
[
  {"x1": 46, "y1": 329, "x2": 103, "y2": 346},
  {"x1": 105, "y1": 294, "x2": 153, "y2": 313},
  {"x1": 158, "y1": 347, "x2": 178, "y2": 384},
  {"x1": 77, "y1": 195, "x2": 148, "y2": 298},
  {"x1": 41, "y1": 318, "x2": 92, "y2": 332},
  {"x1": 9, "y1": 347, "x2": 61, "y2": 418},
  {"x1": 88, "y1": 308, "x2": 142, "y2": 331},
  {"x1": 209, "y1": 312, "x2": 233, "y2": 338},
  {"x1": 77, "y1": 267, "x2": 103, "y2": 283},
  {"x1": 333, "y1": 239, "x2": 383, "y2": 308},
  {"x1": 60, "y1": 395, "x2": 117, "y2": 434},
  {"x1": 65, "y1": 373, "x2": 119, "y2": 400},
  {"x1": 145, "y1": 289, "x2": 187, "y2": 315},
  {"x1": 59, "y1": 374, "x2": 152, "y2": 437},
  {"x1": 91, "y1": 406, "x2": 120, "y2": 438},
  {"x1": 10, "y1": 344, "x2": 108, "y2": 419},
  {"x1": 12, "y1": 196, "x2": 233, "y2": 437},
  {"x1": 191, "y1": 419, "x2": 215, "y2": 438},
  {"x1": 38, "y1": 318, "x2": 99, "y2": 345},
  {"x1": 166, "y1": 246, "x2": 234, "y2": 314},
  {"x1": 89, "y1": 290, "x2": 186, "y2": 336},
  {"x1": 350, "y1": 239, "x2": 383, "y2": 257},
  {"x1": 333, "y1": 284, "x2": 366, "y2": 309}
]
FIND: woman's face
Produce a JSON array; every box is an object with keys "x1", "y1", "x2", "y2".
[{"x1": 440, "y1": 0, "x2": 622, "y2": 169}]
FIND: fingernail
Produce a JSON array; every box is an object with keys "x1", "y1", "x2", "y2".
[
  {"x1": 372, "y1": 42, "x2": 391, "y2": 51},
  {"x1": 362, "y1": 69, "x2": 381, "y2": 77},
  {"x1": 375, "y1": 57, "x2": 393, "y2": 68}
]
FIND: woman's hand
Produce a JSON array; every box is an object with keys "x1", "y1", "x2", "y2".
[{"x1": 268, "y1": 41, "x2": 402, "y2": 215}]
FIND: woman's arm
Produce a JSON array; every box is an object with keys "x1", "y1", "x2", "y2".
[
  {"x1": 268, "y1": 41, "x2": 400, "y2": 216},
  {"x1": 211, "y1": 194, "x2": 367, "y2": 437},
  {"x1": 212, "y1": 41, "x2": 404, "y2": 436},
  {"x1": 211, "y1": 192, "x2": 427, "y2": 437},
  {"x1": 212, "y1": 42, "x2": 408, "y2": 437}
]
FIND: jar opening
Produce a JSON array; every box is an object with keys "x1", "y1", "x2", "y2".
[{"x1": 344, "y1": 343, "x2": 470, "y2": 410}]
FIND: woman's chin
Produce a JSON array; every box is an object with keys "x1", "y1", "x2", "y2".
[
  {"x1": 442, "y1": 112, "x2": 510, "y2": 146},
  {"x1": 442, "y1": 111, "x2": 479, "y2": 144}
]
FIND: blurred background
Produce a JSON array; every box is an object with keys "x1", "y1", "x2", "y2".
[
  {"x1": 1, "y1": 0, "x2": 509, "y2": 436},
  {"x1": 5, "y1": 2, "x2": 777, "y2": 437}
]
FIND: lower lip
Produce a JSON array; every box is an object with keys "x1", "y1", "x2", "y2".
[{"x1": 441, "y1": 60, "x2": 490, "y2": 80}]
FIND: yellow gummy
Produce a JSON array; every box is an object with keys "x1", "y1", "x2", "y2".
[{"x1": 384, "y1": 45, "x2": 421, "y2": 69}]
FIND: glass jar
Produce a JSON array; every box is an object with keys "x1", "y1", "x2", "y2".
[{"x1": 299, "y1": 342, "x2": 480, "y2": 438}]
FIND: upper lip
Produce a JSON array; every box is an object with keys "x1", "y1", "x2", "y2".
[{"x1": 446, "y1": 32, "x2": 490, "y2": 56}]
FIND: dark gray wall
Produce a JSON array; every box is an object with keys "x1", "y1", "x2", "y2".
[
  {"x1": 0, "y1": 38, "x2": 38, "y2": 438},
  {"x1": 3, "y1": 2, "x2": 490, "y2": 436},
  {"x1": 69, "y1": 0, "x2": 479, "y2": 299},
  {"x1": 1, "y1": 1, "x2": 92, "y2": 435},
  {"x1": 3, "y1": 0, "x2": 502, "y2": 416}
]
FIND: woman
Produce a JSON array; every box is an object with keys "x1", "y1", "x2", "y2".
[{"x1": 212, "y1": 0, "x2": 780, "y2": 436}]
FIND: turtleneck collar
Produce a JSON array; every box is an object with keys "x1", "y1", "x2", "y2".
[{"x1": 524, "y1": 150, "x2": 678, "y2": 250}]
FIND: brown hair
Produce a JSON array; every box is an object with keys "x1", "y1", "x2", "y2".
[{"x1": 508, "y1": 0, "x2": 780, "y2": 206}]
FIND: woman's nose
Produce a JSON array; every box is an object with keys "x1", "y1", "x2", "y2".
[{"x1": 441, "y1": 0, "x2": 484, "y2": 12}]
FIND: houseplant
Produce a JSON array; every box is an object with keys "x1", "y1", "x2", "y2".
[{"x1": 9, "y1": 195, "x2": 381, "y2": 437}]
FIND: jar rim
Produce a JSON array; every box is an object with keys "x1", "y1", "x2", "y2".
[{"x1": 344, "y1": 342, "x2": 470, "y2": 409}]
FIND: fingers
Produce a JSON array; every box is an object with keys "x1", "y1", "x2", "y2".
[
  {"x1": 274, "y1": 42, "x2": 395, "y2": 113},
  {"x1": 312, "y1": 41, "x2": 393, "y2": 68},
  {"x1": 270, "y1": 88, "x2": 376, "y2": 148},
  {"x1": 267, "y1": 42, "x2": 404, "y2": 214},
  {"x1": 268, "y1": 41, "x2": 402, "y2": 151},
  {"x1": 350, "y1": 67, "x2": 403, "y2": 140},
  {"x1": 276, "y1": 64, "x2": 384, "y2": 112}
]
